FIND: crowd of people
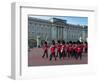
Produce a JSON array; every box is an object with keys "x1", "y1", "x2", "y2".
[{"x1": 42, "y1": 40, "x2": 88, "y2": 61}]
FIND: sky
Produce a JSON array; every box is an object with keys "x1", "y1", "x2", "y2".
[{"x1": 29, "y1": 15, "x2": 88, "y2": 26}]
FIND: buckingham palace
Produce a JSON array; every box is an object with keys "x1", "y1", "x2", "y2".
[{"x1": 28, "y1": 17, "x2": 88, "y2": 47}]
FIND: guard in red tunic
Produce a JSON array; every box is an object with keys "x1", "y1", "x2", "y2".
[
  {"x1": 61, "y1": 40, "x2": 66, "y2": 59},
  {"x1": 71, "y1": 43, "x2": 76, "y2": 58},
  {"x1": 56, "y1": 40, "x2": 62, "y2": 59},
  {"x1": 49, "y1": 40, "x2": 57, "y2": 61},
  {"x1": 80, "y1": 42, "x2": 84, "y2": 54},
  {"x1": 84, "y1": 42, "x2": 88, "y2": 53},
  {"x1": 74, "y1": 44, "x2": 78, "y2": 59},
  {"x1": 42, "y1": 41, "x2": 48, "y2": 58},
  {"x1": 66, "y1": 42, "x2": 69, "y2": 57},
  {"x1": 67, "y1": 44, "x2": 72, "y2": 58},
  {"x1": 76, "y1": 44, "x2": 82, "y2": 60}
]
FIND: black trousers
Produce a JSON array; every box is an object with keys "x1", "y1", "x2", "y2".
[
  {"x1": 50, "y1": 52, "x2": 56, "y2": 61},
  {"x1": 42, "y1": 50, "x2": 48, "y2": 58}
]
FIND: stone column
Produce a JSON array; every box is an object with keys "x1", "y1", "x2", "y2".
[
  {"x1": 56, "y1": 26, "x2": 58, "y2": 40},
  {"x1": 62, "y1": 27, "x2": 63, "y2": 40},
  {"x1": 58, "y1": 26, "x2": 59, "y2": 40}
]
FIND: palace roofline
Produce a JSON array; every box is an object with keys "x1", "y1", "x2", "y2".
[{"x1": 28, "y1": 17, "x2": 87, "y2": 27}]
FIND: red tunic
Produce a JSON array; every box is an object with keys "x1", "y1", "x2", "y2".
[
  {"x1": 43, "y1": 44, "x2": 48, "y2": 51},
  {"x1": 50, "y1": 45, "x2": 56, "y2": 53},
  {"x1": 61, "y1": 44, "x2": 66, "y2": 52},
  {"x1": 84, "y1": 44, "x2": 88, "y2": 52},
  {"x1": 80, "y1": 44, "x2": 84, "y2": 53},
  {"x1": 66, "y1": 44, "x2": 69, "y2": 52},
  {"x1": 76, "y1": 46, "x2": 82, "y2": 54},
  {"x1": 57, "y1": 44, "x2": 62, "y2": 52},
  {"x1": 67, "y1": 46, "x2": 72, "y2": 53},
  {"x1": 72, "y1": 46, "x2": 76, "y2": 52}
]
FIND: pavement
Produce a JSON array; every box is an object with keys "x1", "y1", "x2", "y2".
[{"x1": 28, "y1": 48, "x2": 88, "y2": 66}]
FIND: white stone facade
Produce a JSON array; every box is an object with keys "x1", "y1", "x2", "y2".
[{"x1": 28, "y1": 17, "x2": 87, "y2": 47}]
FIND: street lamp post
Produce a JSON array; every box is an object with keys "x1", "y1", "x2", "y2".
[
  {"x1": 37, "y1": 36, "x2": 40, "y2": 48},
  {"x1": 79, "y1": 37, "x2": 82, "y2": 42}
]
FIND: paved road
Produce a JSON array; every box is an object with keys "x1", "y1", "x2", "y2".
[{"x1": 28, "y1": 48, "x2": 88, "y2": 66}]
